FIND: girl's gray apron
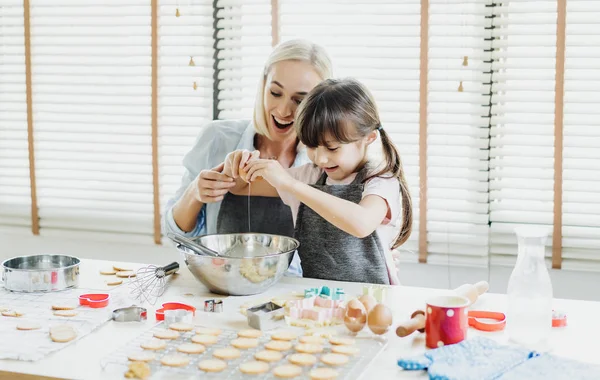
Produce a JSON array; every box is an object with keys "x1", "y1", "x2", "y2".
[
  {"x1": 217, "y1": 193, "x2": 295, "y2": 238},
  {"x1": 294, "y1": 169, "x2": 390, "y2": 285}
]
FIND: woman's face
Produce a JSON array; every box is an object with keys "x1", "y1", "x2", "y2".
[{"x1": 263, "y1": 60, "x2": 322, "y2": 142}]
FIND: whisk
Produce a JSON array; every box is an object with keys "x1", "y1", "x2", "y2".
[{"x1": 129, "y1": 261, "x2": 180, "y2": 305}]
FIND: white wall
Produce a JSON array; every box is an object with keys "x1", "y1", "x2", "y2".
[{"x1": 1, "y1": 232, "x2": 599, "y2": 302}]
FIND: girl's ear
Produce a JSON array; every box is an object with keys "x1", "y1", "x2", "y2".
[{"x1": 365, "y1": 130, "x2": 378, "y2": 146}]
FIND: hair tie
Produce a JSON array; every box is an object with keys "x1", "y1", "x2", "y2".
[{"x1": 377, "y1": 125, "x2": 383, "y2": 131}]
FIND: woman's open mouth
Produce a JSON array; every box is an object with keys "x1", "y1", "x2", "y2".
[{"x1": 272, "y1": 115, "x2": 294, "y2": 131}]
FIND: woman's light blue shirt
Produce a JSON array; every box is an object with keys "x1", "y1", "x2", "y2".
[{"x1": 163, "y1": 119, "x2": 309, "y2": 276}]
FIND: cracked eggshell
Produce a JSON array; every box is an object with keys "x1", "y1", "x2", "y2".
[{"x1": 344, "y1": 299, "x2": 367, "y2": 333}]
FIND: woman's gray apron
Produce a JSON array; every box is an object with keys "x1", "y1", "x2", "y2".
[
  {"x1": 217, "y1": 193, "x2": 295, "y2": 238},
  {"x1": 294, "y1": 169, "x2": 390, "y2": 285}
]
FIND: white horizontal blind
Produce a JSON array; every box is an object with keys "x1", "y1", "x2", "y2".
[
  {"x1": 426, "y1": 0, "x2": 491, "y2": 267},
  {"x1": 0, "y1": 1, "x2": 31, "y2": 231},
  {"x1": 29, "y1": 0, "x2": 154, "y2": 238},
  {"x1": 563, "y1": 0, "x2": 600, "y2": 272},
  {"x1": 279, "y1": 0, "x2": 421, "y2": 257},
  {"x1": 215, "y1": 0, "x2": 272, "y2": 119},
  {"x1": 158, "y1": 0, "x2": 214, "y2": 232},
  {"x1": 490, "y1": 0, "x2": 557, "y2": 266}
]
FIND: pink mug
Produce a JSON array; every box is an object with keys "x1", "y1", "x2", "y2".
[{"x1": 425, "y1": 295, "x2": 470, "y2": 349}]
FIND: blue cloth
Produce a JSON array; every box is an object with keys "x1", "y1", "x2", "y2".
[
  {"x1": 397, "y1": 337, "x2": 537, "y2": 380},
  {"x1": 162, "y1": 119, "x2": 309, "y2": 277},
  {"x1": 398, "y1": 337, "x2": 600, "y2": 380}
]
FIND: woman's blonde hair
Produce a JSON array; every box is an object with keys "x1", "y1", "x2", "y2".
[{"x1": 253, "y1": 39, "x2": 333, "y2": 139}]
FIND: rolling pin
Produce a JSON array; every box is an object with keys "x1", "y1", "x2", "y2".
[{"x1": 395, "y1": 281, "x2": 490, "y2": 338}]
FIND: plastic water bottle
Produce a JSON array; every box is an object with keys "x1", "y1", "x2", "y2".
[{"x1": 506, "y1": 226, "x2": 553, "y2": 350}]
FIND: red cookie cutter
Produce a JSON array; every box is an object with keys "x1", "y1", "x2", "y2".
[
  {"x1": 552, "y1": 310, "x2": 567, "y2": 327},
  {"x1": 79, "y1": 293, "x2": 110, "y2": 308},
  {"x1": 155, "y1": 302, "x2": 196, "y2": 321},
  {"x1": 468, "y1": 310, "x2": 506, "y2": 332}
]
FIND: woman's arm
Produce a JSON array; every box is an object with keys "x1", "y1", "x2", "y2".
[{"x1": 246, "y1": 160, "x2": 389, "y2": 238}]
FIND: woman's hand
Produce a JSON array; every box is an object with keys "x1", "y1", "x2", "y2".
[
  {"x1": 193, "y1": 162, "x2": 236, "y2": 203},
  {"x1": 244, "y1": 159, "x2": 296, "y2": 190},
  {"x1": 223, "y1": 149, "x2": 260, "y2": 181}
]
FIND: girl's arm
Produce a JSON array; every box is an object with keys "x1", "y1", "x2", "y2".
[
  {"x1": 246, "y1": 160, "x2": 389, "y2": 238},
  {"x1": 222, "y1": 150, "x2": 279, "y2": 197}
]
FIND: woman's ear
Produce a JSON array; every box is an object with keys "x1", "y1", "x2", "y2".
[{"x1": 365, "y1": 130, "x2": 378, "y2": 146}]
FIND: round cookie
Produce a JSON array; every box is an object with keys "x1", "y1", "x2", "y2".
[
  {"x1": 238, "y1": 329, "x2": 262, "y2": 338},
  {"x1": 331, "y1": 345, "x2": 360, "y2": 356},
  {"x1": 191, "y1": 334, "x2": 219, "y2": 345},
  {"x1": 99, "y1": 268, "x2": 117, "y2": 275},
  {"x1": 271, "y1": 331, "x2": 298, "y2": 341},
  {"x1": 231, "y1": 337, "x2": 259, "y2": 349},
  {"x1": 329, "y1": 337, "x2": 356, "y2": 346},
  {"x1": 255, "y1": 350, "x2": 283, "y2": 362},
  {"x1": 273, "y1": 364, "x2": 303, "y2": 379},
  {"x1": 321, "y1": 353, "x2": 349, "y2": 366},
  {"x1": 1, "y1": 310, "x2": 24, "y2": 317},
  {"x1": 160, "y1": 354, "x2": 190, "y2": 367},
  {"x1": 265, "y1": 340, "x2": 292, "y2": 352},
  {"x1": 299, "y1": 335, "x2": 325, "y2": 344},
  {"x1": 116, "y1": 270, "x2": 136, "y2": 278},
  {"x1": 198, "y1": 359, "x2": 227, "y2": 373},
  {"x1": 213, "y1": 347, "x2": 241, "y2": 360},
  {"x1": 113, "y1": 265, "x2": 132, "y2": 271},
  {"x1": 51, "y1": 304, "x2": 76, "y2": 311},
  {"x1": 240, "y1": 361, "x2": 269, "y2": 375},
  {"x1": 168, "y1": 322, "x2": 194, "y2": 332},
  {"x1": 16, "y1": 321, "x2": 41, "y2": 331},
  {"x1": 288, "y1": 353, "x2": 317, "y2": 367},
  {"x1": 177, "y1": 343, "x2": 206, "y2": 354},
  {"x1": 105, "y1": 279, "x2": 123, "y2": 286},
  {"x1": 310, "y1": 367, "x2": 339, "y2": 380},
  {"x1": 49, "y1": 324, "x2": 77, "y2": 343},
  {"x1": 294, "y1": 343, "x2": 323, "y2": 354},
  {"x1": 153, "y1": 329, "x2": 179, "y2": 340},
  {"x1": 53, "y1": 310, "x2": 78, "y2": 317},
  {"x1": 128, "y1": 351, "x2": 156, "y2": 362},
  {"x1": 140, "y1": 339, "x2": 167, "y2": 350},
  {"x1": 195, "y1": 327, "x2": 222, "y2": 336}
]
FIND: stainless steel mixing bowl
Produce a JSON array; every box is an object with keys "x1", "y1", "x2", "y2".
[{"x1": 175, "y1": 233, "x2": 300, "y2": 296}]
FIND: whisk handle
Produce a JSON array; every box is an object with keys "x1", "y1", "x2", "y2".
[{"x1": 162, "y1": 261, "x2": 180, "y2": 276}]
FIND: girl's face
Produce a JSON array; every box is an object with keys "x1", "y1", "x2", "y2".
[
  {"x1": 263, "y1": 60, "x2": 322, "y2": 142},
  {"x1": 306, "y1": 130, "x2": 377, "y2": 181}
]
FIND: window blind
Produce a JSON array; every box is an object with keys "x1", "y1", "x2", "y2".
[
  {"x1": 490, "y1": 0, "x2": 557, "y2": 267},
  {"x1": 425, "y1": 0, "x2": 491, "y2": 267},
  {"x1": 214, "y1": 0, "x2": 273, "y2": 120},
  {"x1": 562, "y1": 0, "x2": 600, "y2": 272},
  {"x1": 0, "y1": 0, "x2": 31, "y2": 231},
  {"x1": 28, "y1": 0, "x2": 155, "y2": 239},
  {"x1": 158, "y1": 0, "x2": 214, "y2": 240},
  {"x1": 279, "y1": 0, "x2": 422, "y2": 257}
]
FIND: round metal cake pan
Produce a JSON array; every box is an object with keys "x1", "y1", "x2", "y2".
[{"x1": 1, "y1": 254, "x2": 80, "y2": 292}]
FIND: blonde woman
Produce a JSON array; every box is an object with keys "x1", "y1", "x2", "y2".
[{"x1": 164, "y1": 39, "x2": 333, "y2": 276}]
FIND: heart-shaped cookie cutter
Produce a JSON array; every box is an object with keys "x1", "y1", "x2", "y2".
[
  {"x1": 155, "y1": 302, "x2": 196, "y2": 321},
  {"x1": 79, "y1": 293, "x2": 110, "y2": 308}
]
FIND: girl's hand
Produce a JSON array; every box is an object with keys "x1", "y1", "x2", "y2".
[
  {"x1": 244, "y1": 159, "x2": 295, "y2": 190},
  {"x1": 223, "y1": 149, "x2": 260, "y2": 181}
]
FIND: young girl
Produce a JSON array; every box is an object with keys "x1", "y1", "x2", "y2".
[{"x1": 223, "y1": 78, "x2": 412, "y2": 285}]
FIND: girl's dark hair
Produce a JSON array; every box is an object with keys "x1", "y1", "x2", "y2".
[{"x1": 295, "y1": 78, "x2": 412, "y2": 248}]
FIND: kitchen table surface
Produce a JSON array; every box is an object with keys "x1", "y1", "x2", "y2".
[{"x1": 1, "y1": 258, "x2": 599, "y2": 380}]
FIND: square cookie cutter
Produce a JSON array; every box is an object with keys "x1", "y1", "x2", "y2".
[{"x1": 246, "y1": 301, "x2": 284, "y2": 330}]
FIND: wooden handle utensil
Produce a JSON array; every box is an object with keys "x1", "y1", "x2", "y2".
[{"x1": 395, "y1": 310, "x2": 426, "y2": 337}]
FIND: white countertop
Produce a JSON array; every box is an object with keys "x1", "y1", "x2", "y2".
[{"x1": 1, "y1": 258, "x2": 599, "y2": 380}]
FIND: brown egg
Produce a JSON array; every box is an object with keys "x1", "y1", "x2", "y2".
[
  {"x1": 358, "y1": 294, "x2": 377, "y2": 313},
  {"x1": 344, "y1": 299, "x2": 367, "y2": 333},
  {"x1": 239, "y1": 166, "x2": 262, "y2": 183},
  {"x1": 367, "y1": 304, "x2": 393, "y2": 335}
]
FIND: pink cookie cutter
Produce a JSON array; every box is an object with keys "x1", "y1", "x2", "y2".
[
  {"x1": 288, "y1": 296, "x2": 345, "y2": 322},
  {"x1": 79, "y1": 293, "x2": 110, "y2": 308}
]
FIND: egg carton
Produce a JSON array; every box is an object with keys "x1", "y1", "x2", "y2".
[{"x1": 101, "y1": 323, "x2": 388, "y2": 379}]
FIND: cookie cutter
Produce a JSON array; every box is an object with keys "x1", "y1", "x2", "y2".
[
  {"x1": 304, "y1": 286, "x2": 345, "y2": 300},
  {"x1": 246, "y1": 301, "x2": 284, "y2": 330},
  {"x1": 79, "y1": 293, "x2": 110, "y2": 308},
  {"x1": 155, "y1": 302, "x2": 196, "y2": 321},
  {"x1": 112, "y1": 306, "x2": 147, "y2": 322},
  {"x1": 164, "y1": 309, "x2": 193, "y2": 326},
  {"x1": 552, "y1": 310, "x2": 567, "y2": 327},
  {"x1": 204, "y1": 299, "x2": 223, "y2": 313}
]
